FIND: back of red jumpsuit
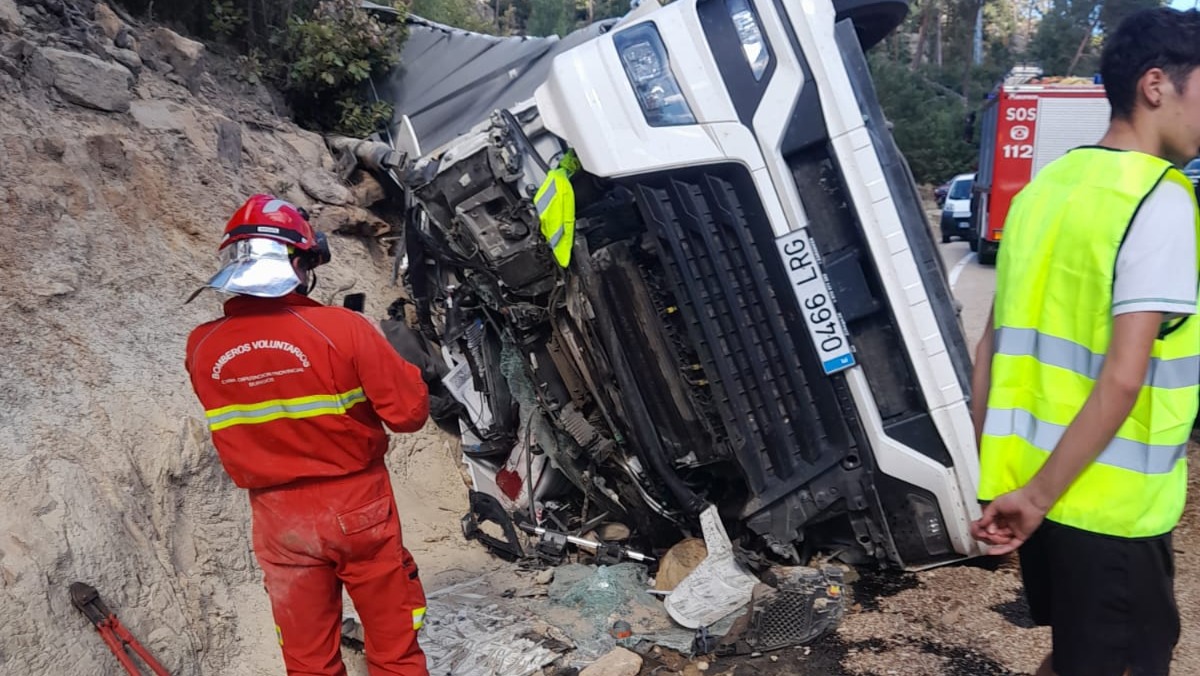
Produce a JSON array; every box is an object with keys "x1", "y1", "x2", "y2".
[{"x1": 186, "y1": 292, "x2": 431, "y2": 676}]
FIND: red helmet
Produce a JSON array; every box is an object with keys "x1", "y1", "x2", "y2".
[
  {"x1": 197, "y1": 194, "x2": 331, "y2": 299},
  {"x1": 221, "y1": 194, "x2": 329, "y2": 264}
]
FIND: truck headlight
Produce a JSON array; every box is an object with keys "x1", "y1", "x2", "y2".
[
  {"x1": 613, "y1": 23, "x2": 696, "y2": 127},
  {"x1": 726, "y1": 0, "x2": 769, "y2": 80}
]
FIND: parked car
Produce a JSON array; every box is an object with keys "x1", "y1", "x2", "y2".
[{"x1": 939, "y1": 173, "x2": 975, "y2": 244}]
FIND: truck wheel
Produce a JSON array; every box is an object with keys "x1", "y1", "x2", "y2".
[
  {"x1": 969, "y1": 234, "x2": 978, "y2": 252},
  {"x1": 941, "y1": 231, "x2": 951, "y2": 244}
]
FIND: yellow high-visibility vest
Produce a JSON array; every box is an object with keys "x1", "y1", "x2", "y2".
[
  {"x1": 978, "y1": 148, "x2": 1200, "y2": 538},
  {"x1": 534, "y1": 150, "x2": 580, "y2": 267}
]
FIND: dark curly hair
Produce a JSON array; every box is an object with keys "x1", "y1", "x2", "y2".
[{"x1": 1100, "y1": 8, "x2": 1200, "y2": 120}]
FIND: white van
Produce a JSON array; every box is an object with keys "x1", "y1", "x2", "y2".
[{"x1": 940, "y1": 172, "x2": 976, "y2": 244}]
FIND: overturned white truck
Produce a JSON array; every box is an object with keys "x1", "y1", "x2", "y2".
[{"x1": 373, "y1": 0, "x2": 985, "y2": 572}]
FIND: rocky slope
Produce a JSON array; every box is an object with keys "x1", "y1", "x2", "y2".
[{"x1": 0, "y1": 2, "x2": 484, "y2": 673}]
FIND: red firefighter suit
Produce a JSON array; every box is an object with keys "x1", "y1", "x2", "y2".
[{"x1": 186, "y1": 292, "x2": 431, "y2": 676}]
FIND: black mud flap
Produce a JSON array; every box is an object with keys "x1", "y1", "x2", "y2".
[{"x1": 461, "y1": 491, "x2": 524, "y2": 561}]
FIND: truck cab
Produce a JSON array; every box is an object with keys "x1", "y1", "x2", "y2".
[{"x1": 383, "y1": 0, "x2": 986, "y2": 570}]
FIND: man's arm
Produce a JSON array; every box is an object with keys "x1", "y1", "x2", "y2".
[
  {"x1": 971, "y1": 310, "x2": 1162, "y2": 553},
  {"x1": 1024, "y1": 310, "x2": 1161, "y2": 507},
  {"x1": 971, "y1": 302, "x2": 995, "y2": 450},
  {"x1": 348, "y1": 311, "x2": 431, "y2": 434}
]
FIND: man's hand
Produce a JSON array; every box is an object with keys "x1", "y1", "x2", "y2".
[{"x1": 970, "y1": 487, "x2": 1050, "y2": 555}]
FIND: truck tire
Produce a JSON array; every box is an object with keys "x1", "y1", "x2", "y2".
[
  {"x1": 942, "y1": 230, "x2": 951, "y2": 244},
  {"x1": 968, "y1": 233, "x2": 978, "y2": 252}
]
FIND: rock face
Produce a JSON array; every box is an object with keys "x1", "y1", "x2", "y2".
[
  {"x1": 216, "y1": 118, "x2": 242, "y2": 170},
  {"x1": 300, "y1": 168, "x2": 354, "y2": 205},
  {"x1": 0, "y1": 21, "x2": 477, "y2": 676},
  {"x1": 34, "y1": 47, "x2": 133, "y2": 112}
]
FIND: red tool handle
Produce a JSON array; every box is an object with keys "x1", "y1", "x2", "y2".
[
  {"x1": 96, "y1": 621, "x2": 145, "y2": 676},
  {"x1": 100, "y1": 616, "x2": 171, "y2": 676}
]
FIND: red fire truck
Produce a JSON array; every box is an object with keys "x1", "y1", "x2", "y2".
[{"x1": 970, "y1": 79, "x2": 1110, "y2": 265}]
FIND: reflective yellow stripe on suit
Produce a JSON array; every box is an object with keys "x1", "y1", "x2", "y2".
[{"x1": 205, "y1": 388, "x2": 367, "y2": 431}]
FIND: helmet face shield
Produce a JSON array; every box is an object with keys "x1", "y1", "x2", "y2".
[{"x1": 205, "y1": 238, "x2": 300, "y2": 298}]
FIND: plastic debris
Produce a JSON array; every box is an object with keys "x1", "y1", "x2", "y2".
[{"x1": 665, "y1": 505, "x2": 759, "y2": 628}]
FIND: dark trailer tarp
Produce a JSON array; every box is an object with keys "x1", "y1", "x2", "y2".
[{"x1": 374, "y1": 15, "x2": 620, "y2": 154}]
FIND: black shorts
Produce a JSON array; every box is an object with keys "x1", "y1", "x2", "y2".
[{"x1": 1020, "y1": 519, "x2": 1179, "y2": 676}]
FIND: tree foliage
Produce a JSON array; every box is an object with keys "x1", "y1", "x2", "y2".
[
  {"x1": 117, "y1": 0, "x2": 1170, "y2": 169},
  {"x1": 867, "y1": 0, "x2": 1168, "y2": 184},
  {"x1": 120, "y1": 0, "x2": 406, "y2": 136},
  {"x1": 276, "y1": 0, "x2": 407, "y2": 135},
  {"x1": 410, "y1": 0, "x2": 496, "y2": 33}
]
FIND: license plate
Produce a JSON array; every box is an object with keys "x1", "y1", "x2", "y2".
[{"x1": 775, "y1": 228, "x2": 856, "y2": 375}]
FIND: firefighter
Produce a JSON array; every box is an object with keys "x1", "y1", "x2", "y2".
[
  {"x1": 185, "y1": 194, "x2": 431, "y2": 676},
  {"x1": 970, "y1": 8, "x2": 1200, "y2": 676}
]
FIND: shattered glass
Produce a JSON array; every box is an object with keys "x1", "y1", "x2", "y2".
[{"x1": 542, "y1": 563, "x2": 740, "y2": 660}]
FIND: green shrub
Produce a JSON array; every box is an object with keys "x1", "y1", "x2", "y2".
[
  {"x1": 208, "y1": 0, "x2": 247, "y2": 41},
  {"x1": 273, "y1": 0, "x2": 408, "y2": 136}
]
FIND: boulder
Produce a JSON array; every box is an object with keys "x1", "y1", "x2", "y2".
[
  {"x1": 146, "y1": 27, "x2": 204, "y2": 85},
  {"x1": 300, "y1": 169, "x2": 353, "y2": 206},
  {"x1": 654, "y1": 538, "x2": 707, "y2": 592},
  {"x1": 92, "y1": 3, "x2": 123, "y2": 40},
  {"x1": 579, "y1": 647, "x2": 643, "y2": 676},
  {"x1": 35, "y1": 48, "x2": 132, "y2": 113},
  {"x1": 114, "y1": 27, "x2": 136, "y2": 51},
  {"x1": 0, "y1": 0, "x2": 24, "y2": 32},
  {"x1": 104, "y1": 46, "x2": 141, "y2": 75}
]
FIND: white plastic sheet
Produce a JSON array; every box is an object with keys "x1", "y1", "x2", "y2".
[{"x1": 664, "y1": 505, "x2": 759, "y2": 629}]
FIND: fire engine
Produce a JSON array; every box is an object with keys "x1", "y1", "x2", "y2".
[{"x1": 970, "y1": 75, "x2": 1110, "y2": 265}]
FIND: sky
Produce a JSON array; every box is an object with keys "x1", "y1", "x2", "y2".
[{"x1": 1169, "y1": 0, "x2": 1198, "y2": 8}]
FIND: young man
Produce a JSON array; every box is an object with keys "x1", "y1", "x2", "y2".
[
  {"x1": 186, "y1": 194, "x2": 431, "y2": 675},
  {"x1": 970, "y1": 8, "x2": 1200, "y2": 676}
]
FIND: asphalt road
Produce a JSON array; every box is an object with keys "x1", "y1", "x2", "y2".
[{"x1": 934, "y1": 222, "x2": 996, "y2": 349}]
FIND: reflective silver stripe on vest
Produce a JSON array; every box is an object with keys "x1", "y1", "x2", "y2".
[
  {"x1": 547, "y1": 225, "x2": 565, "y2": 248},
  {"x1": 995, "y1": 327, "x2": 1200, "y2": 390},
  {"x1": 535, "y1": 180, "x2": 557, "y2": 216},
  {"x1": 984, "y1": 407, "x2": 1186, "y2": 475}
]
